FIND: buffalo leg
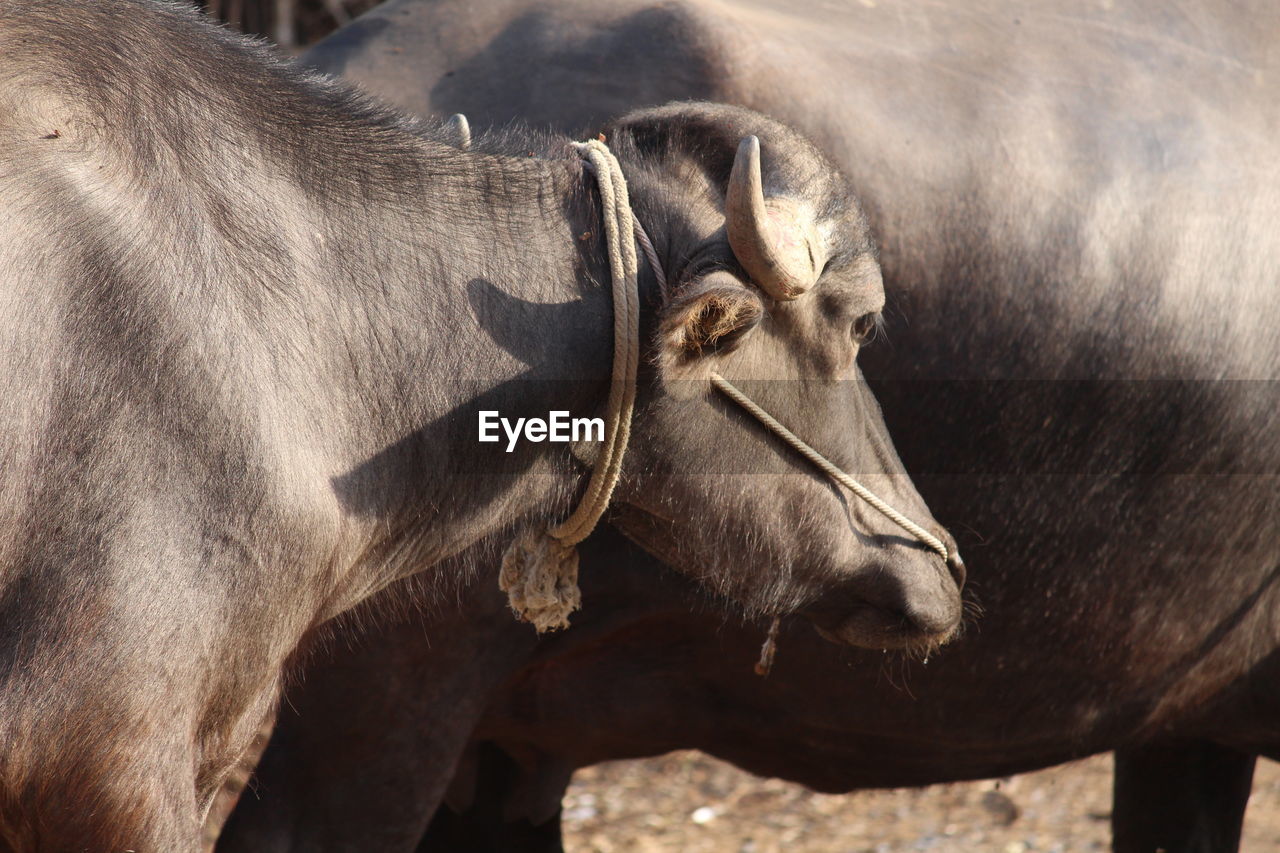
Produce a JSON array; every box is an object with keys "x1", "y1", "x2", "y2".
[
  {"x1": 1112, "y1": 741, "x2": 1255, "y2": 853},
  {"x1": 420, "y1": 743, "x2": 565, "y2": 853}
]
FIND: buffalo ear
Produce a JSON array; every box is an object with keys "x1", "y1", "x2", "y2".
[{"x1": 659, "y1": 271, "x2": 764, "y2": 362}]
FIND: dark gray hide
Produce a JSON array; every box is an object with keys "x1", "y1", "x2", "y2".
[
  {"x1": 0, "y1": 0, "x2": 958, "y2": 849},
  {"x1": 218, "y1": 1, "x2": 1279, "y2": 851}
]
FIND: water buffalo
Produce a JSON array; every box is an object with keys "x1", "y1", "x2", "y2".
[
  {"x1": 0, "y1": 1, "x2": 960, "y2": 848},
  {"x1": 219, "y1": 1, "x2": 1280, "y2": 851}
]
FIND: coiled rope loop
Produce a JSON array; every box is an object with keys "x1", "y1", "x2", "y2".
[{"x1": 499, "y1": 138, "x2": 641, "y2": 631}]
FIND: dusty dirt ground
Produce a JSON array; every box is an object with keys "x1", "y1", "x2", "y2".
[{"x1": 561, "y1": 752, "x2": 1280, "y2": 852}]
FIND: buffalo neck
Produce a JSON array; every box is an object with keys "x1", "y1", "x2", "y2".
[
  {"x1": 297, "y1": 138, "x2": 621, "y2": 603},
  {"x1": 4, "y1": 0, "x2": 624, "y2": 616},
  {"x1": 294, "y1": 136, "x2": 619, "y2": 594}
]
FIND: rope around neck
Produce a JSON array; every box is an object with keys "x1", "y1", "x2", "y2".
[
  {"x1": 499, "y1": 138, "x2": 642, "y2": 631},
  {"x1": 551, "y1": 139, "x2": 642, "y2": 544}
]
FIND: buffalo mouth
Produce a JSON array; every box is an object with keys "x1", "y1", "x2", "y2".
[{"x1": 806, "y1": 599, "x2": 961, "y2": 653}]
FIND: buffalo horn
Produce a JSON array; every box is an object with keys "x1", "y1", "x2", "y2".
[
  {"x1": 725, "y1": 135, "x2": 822, "y2": 300},
  {"x1": 445, "y1": 113, "x2": 472, "y2": 151}
]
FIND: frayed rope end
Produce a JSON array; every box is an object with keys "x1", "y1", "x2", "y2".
[
  {"x1": 754, "y1": 616, "x2": 781, "y2": 677},
  {"x1": 499, "y1": 528, "x2": 582, "y2": 632}
]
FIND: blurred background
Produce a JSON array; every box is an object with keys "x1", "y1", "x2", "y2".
[{"x1": 198, "y1": 0, "x2": 374, "y2": 49}]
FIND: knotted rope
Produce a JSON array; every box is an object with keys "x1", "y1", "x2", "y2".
[{"x1": 500, "y1": 138, "x2": 642, "y2": 631}]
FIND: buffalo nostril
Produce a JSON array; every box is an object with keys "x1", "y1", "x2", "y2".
[
  {"x1": 946, "y1": 552, "x2": 967, "y2": 590},
  {"x1": 926, "y1": 522, "x2": 962, "y2": 589},
  {"x1": 930, "y1": 526, "x2": 965, "y2": 590}
]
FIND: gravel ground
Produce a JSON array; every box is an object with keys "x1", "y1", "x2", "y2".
[{"x1": 562, "y1": 752, "x2": 1280, "y2": 852}]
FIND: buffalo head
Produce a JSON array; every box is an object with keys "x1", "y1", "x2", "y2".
[{"x1": 607, "y1": 103, "x2": 964, "y2": 651}]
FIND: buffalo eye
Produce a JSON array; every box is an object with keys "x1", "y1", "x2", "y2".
[{"x1": 851, "y1": 312, "x2": 881, "y2": 346}]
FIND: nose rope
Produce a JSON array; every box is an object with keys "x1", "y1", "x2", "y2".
[{"x1": 708, "y1": 374, "x2": 949, "y2": 562}]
